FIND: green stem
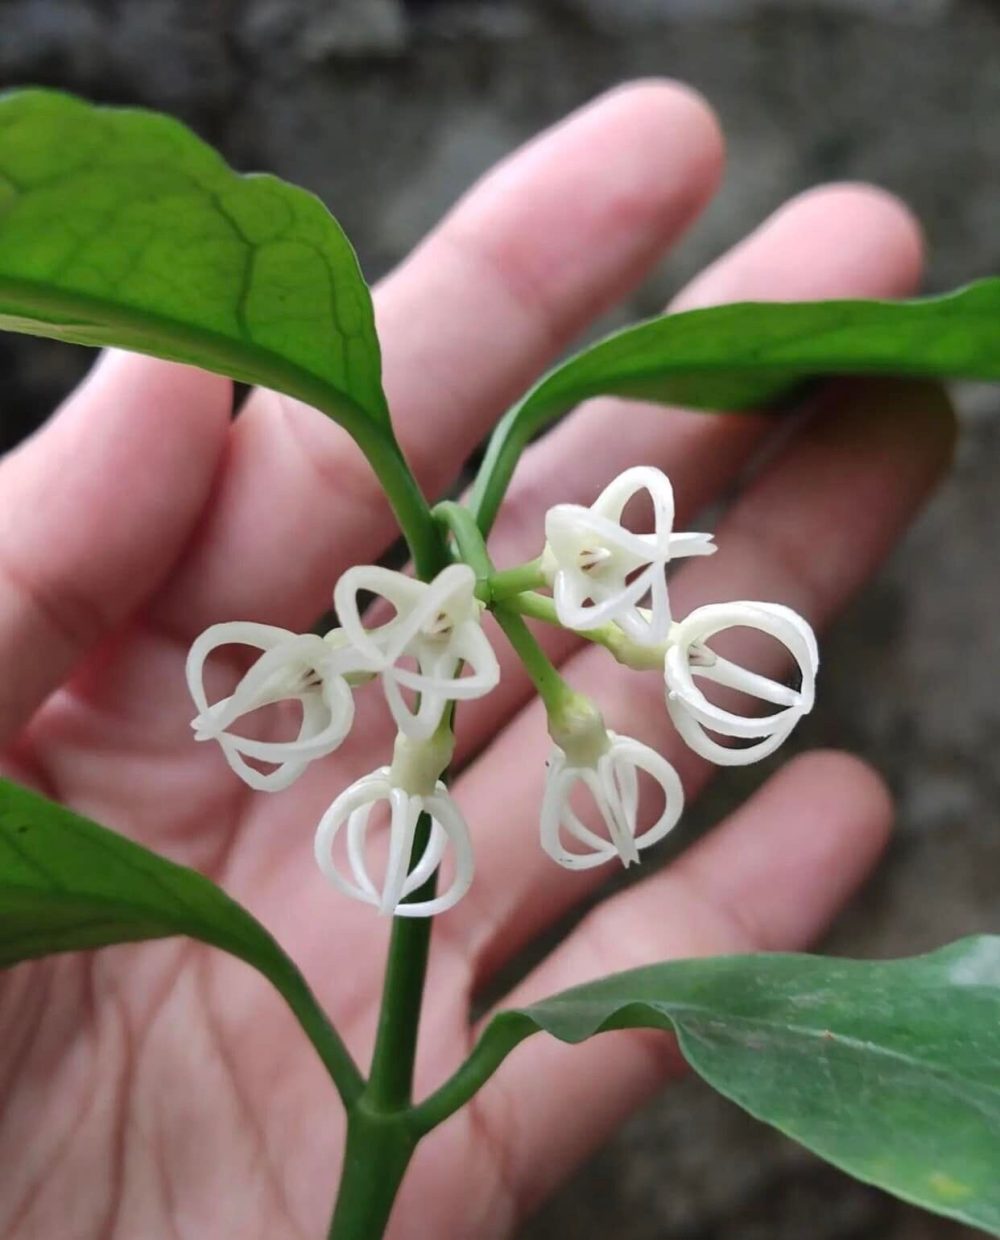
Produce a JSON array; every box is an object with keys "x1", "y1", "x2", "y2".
[
  {"x1": 491, "y1": 604, "x2": 576, "y2": 719},
  {"x1": 326, "y1": 525, "x2": 453, "y2": 1235},
  {"x1": 323, "y1": 502, "x2": 597, "y2": 1235},
  {"x1": 433, "y1": 500, "x2": 493, "y2": 587},
  {"x1": 354, "y1": 424, "x2": 443, "y2": 581},
  {"x1": 504, "y1": 589, "x2": 562, "y2": 626},
  {"x1": 504, "y1": 591, "x2": 668, "y2": 670},
  {"x1": 487, "y1": 557, "x2": 547, "y2": 601},
  {"x1": 432, "y1": 501, "x2": 578, "y2": 718},
  {"x1": 364, "y1": 813, "x2": 437, "y2": 1111},
  {"x1": 434, "y1": 501, "x2": 548, "y2": 603},
  {"x1": 327, "y1": 1106, "x2": 418, "y2": 1240},
  {"x1": 410, "y1": 1016, "x2": 537, "y2": 1137}
]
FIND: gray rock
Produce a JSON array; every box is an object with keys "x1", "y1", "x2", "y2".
[
  {"x1": 239, "y1": 0, "x2": 408, "y2": 62},
  {"x1": 560, "y1": 0, "x2": 954, "y2": 28}
]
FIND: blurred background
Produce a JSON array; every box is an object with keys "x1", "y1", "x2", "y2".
[{"x1": 1, "y1": 1, "x2": 998, "y2": 1236}]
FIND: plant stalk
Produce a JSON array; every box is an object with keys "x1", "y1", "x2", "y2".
[
  {"x1": 326, "y1": 521, "x2": 451, "y2": 1237},
  {"x1": 433, "y1": 500, "x2": 493, "y2": 585},
  {"x1": 486, "y1": 557, "x2": 547, "y2": 600},
  {"x1": 364, "y1": 812, "x2": 437, "y2": 1111},
  {"x1": 491, "y1": 604, "x2": 576, "y2": 719},
  {"x1": 327, "y1": 1106, "x2": 418, "y2": 1240}
]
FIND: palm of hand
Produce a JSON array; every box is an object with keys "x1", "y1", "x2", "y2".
[
  {"x1": 4, "y1": 668, "x2": 500, "y2": 1238},
  {"x1": 0, "y1": 82, "x2": 948, "y2": 1240}
]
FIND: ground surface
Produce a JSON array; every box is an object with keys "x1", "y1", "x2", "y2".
[{"x1": 1, "y1": 3, "x2": 998, "y2": 1237}]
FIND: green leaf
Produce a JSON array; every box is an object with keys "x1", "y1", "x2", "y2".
[
  {"x1": 0, "y1": 88, "x2": 388, "y2": 430},
  {"x1": 470, "y1": 279, "x2": 1000, "y2": 532},
  {"x1": 428, "y1": 939, "x2": 1000, "y2": 1233},
  {"x1": 0, "y1": 89, "x2": 442, "y2": 574},
  {"x1": 0, "y1": 778, "x2": 363, "y2": 1104}
]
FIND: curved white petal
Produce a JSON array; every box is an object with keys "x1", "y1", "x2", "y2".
[
  {"x1": 399, "y1": 818, "x2": 451, "y2": 900},
  {"x1": 540, "y1": 756, "x2": 615, "y2": 871},
  {"x1": 185, "y1": 621, "x2": 295, "y2": 718},
  {"x1": 605, "y1": 734, "x2": 684, "y2": 852},
  {"x1": 345, "y1": 802, "x2": 382, "y2": 902},
  {"x1": 333, "y1": 565, "x2": 424, "y2": 669},
  {"x1": 219, "y1": 737, "x2": 312, "y2": 793},
  {"x1": 664, "y1": 600, "x2": 818, "y2": 766},
  {"x1": 593, "y1": 465, "x2": 677, "y2": 558},
  {"x1": 314, "y1": 771, "x2": 474, "y2": 917},
  {"x1": 540, "y1": 734, "x2": 684, "y2": 870},
  {"x1": 188, "y1": 625, "x2": 355, "y2": 791},
  {"x1": 314, "y1": 770, "x2": 391, "y2": 907},
  {"x1": 561, "y1": 506, "x2": 656, "y2": 562},
  {"x1": 544, "y1": 467, "x2": 714, "y2": 645},
  {"x1": 334, "y1": 564, "x2": 498, "y2": 741},
  {"x1": 385, "y1": 619, "x2": 500, "y2": 704},
  {"x1": 544, "y1": 763, "x2": 620, "y2": 869},
  {"x1": 553, "y1": 560, "x2": 655, "y2": 633},
  {"x1": 446, "y1": 621, "x2": 502, "y2": 697},
  {"x1": 382, "y1": 675, "x2": 449, "y2": 742},
  {"x1": 374, "y1": 786, "x2": 418, "y2": 915},
  {"x1": 210, "y1": 690, "x2": 340, "y2": 766},
  {"x1": 394, "y1": 786, "x2": 475, "y2": 918},
  {"x1": 197, "y1": 636, "x2": 352, "y2": 756}
]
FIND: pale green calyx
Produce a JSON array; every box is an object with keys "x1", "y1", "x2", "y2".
[
  {"x1": 389, "y1": 729, "x2": 456, "y2": 798},
  {"x1": 547, "y1": 692, "x2": 611, "y2": 768}
]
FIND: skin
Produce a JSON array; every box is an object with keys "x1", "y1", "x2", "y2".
[{"x1": 0, "y1": 80, "x2": 955, "y2": 1239}]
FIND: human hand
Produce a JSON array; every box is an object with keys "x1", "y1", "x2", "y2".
[{"x1": 0, "y1": 81, "x2": 952, "y2": 1239}]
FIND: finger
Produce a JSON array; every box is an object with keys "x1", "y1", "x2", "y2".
[
  {"x1": 452, "y1": 183, "x2": 924, "y2": 758},
  {"x1": 0, "y1": 351, "x2": 231, "y2": 745},
  {"x1": 455, "y1": 377, "x2": 954, "y2": 975},
  {"x1": 152, "y1": 80, "x2": 725, "y2": 636},
  {"x1": 470, "y1": 751, "x2": 893, "y2": 1219}
]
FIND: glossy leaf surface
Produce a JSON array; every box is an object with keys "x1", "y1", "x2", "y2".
[
  {"x1": 472, "y1": 280, "x2": 1000, "y2": 529},
  {"x1": 460, "y1": 939, "x2": 1000, "y2": 1232},
  {"x1": 0, "y1": 88, "x2": 388, "y2": 429}
]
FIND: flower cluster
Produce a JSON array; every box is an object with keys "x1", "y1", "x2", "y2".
[
  {"x1": 537, "y1": 466, "x2": 817, "y2": 869},
  {"x1": 187, "y1": 466, "x2": 817, "y2": 918},
  {"x1": 187, "y1": 564, "x2": 497, "y2": 916}
]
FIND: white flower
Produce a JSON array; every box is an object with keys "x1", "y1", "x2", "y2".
[
  {"x1": 333, "y1": 563, "x2": 500, "y2": 742},
  {"x1": 186, "y1": 622, "x2": 356, "y2": 792},
  {"x1": 314, "y1": 768, "x2": 473, "y2": 917},
  {"x1": 664, "y1": 601, "x2": 818, "y2": 767},
  {"x1": 540, "y1": 731, "x2": 684, "y2": 871},
  {"x1": 544, "y1": 466, "x2": 715, "y2": 647}
]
